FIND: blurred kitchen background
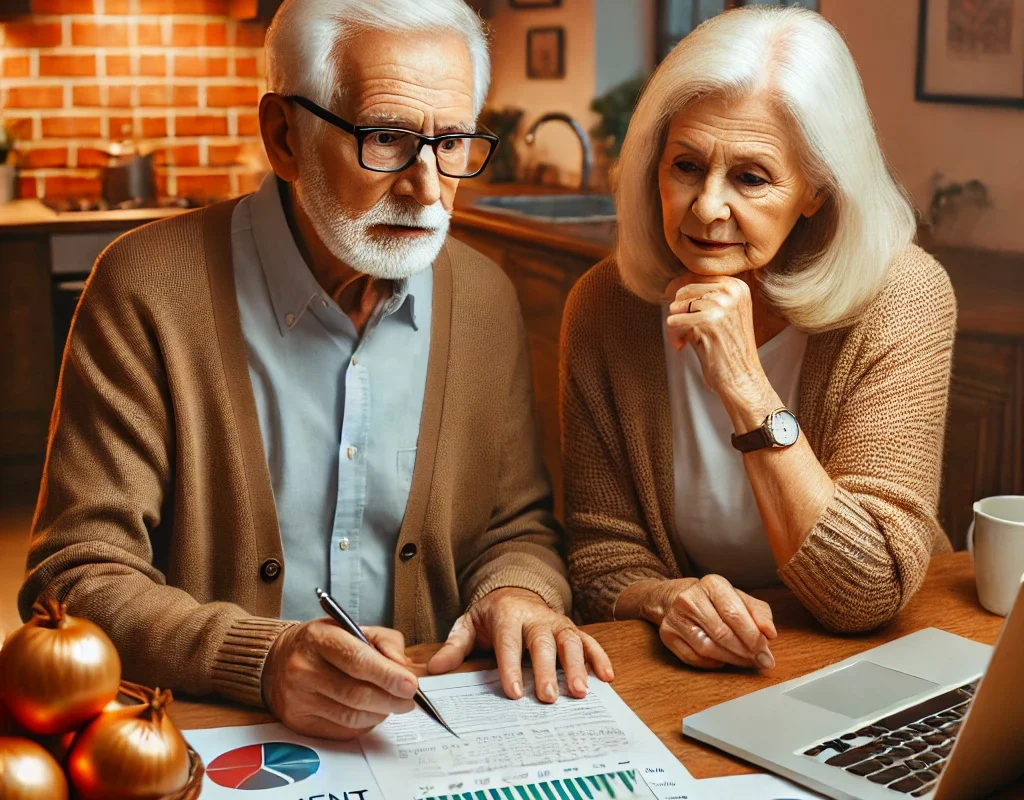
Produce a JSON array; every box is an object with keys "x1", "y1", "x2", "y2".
[{"x1": 1, "y1": 0, "x2": 1022, "y2": 633}]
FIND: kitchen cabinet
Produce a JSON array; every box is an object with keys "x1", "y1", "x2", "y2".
[
  {"x1": 0, "y1": 235, "x2": 53, "y2": 505},
  {"x1": 450, "y1": 223, "x2": 594, "y2": 522},
  {"x1": 0, "y1": 202, "x2": 180, "y2": 506},
  {"x1": 931, "y1": 246, "x2": 1024, "y2": 549}
]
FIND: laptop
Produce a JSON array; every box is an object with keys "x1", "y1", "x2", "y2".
[{"x1": 683, "y1": 582, "x2": 1024, "y2": 799}]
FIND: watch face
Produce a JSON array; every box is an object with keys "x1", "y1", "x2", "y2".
[{"x1": 769, "y1": 410, "x2": 800, "y2": 446}]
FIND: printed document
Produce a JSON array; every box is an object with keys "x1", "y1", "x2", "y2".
[{"x1": 359, "y1": 670, "x2": 694, "y2": 800}]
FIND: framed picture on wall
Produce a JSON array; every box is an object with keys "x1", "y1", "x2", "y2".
[
  {"x1": 511, "y1": 0, "x2": 561, "y2": 8},
  {"x1": 916, "y1": 0, "x2": 1024, "y2": 107},
  {"x1": 526, "y1": 27, "x2": 565, "y2": 79}
]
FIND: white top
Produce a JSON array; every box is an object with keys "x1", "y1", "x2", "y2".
[{"x1": 662, "y1": 317, "x2": 808, "y2": 589}]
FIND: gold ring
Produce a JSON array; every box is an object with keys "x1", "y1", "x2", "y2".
[{"x1": 687, "y1": 293, "x2": 709, "y2": 314}]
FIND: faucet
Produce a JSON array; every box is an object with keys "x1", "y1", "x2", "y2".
[{"x1": 524, "y1": 112, "x2": 594, "y2": 192}]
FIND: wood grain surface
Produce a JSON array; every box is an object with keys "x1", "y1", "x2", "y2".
[{"x1": 168, "y1": 552, "x2": 1022, "y2": 795}]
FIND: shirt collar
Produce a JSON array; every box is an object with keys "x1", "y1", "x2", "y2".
[{"x1": 248, "y1": 174, "x2": 424, "y2": 336}]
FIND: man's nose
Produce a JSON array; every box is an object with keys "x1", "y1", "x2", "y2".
[
  {"x1": 691, "y1": 173, "x2": 731, "y2": 225},
  {"x1": 393, "y1": 143, "x2": 442, "y2": 207}
]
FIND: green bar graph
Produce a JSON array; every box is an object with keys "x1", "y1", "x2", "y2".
[{"x1": 421, "y1": 770, "x2": 649, "y2": 800}]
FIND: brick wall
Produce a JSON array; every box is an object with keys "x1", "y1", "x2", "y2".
[{"x1": 0, "y1": 0, "x2": 268, "y2": 200}]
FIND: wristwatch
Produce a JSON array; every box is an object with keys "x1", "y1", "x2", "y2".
[{"x1": 731, "y1": 407, "x2": 800, "y2": 453}]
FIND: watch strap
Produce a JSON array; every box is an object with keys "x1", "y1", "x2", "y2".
[{"x1": 731, "y1": 424, "x2": 773, "y2": 453}]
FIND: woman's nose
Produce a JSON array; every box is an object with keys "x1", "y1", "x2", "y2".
[{"x1": 691, "y1": 174, "x2": 731, "y2": 225}]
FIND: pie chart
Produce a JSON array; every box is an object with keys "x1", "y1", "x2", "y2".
[{"x1": 207, "y1": 742, "x2": 320, "y2": 790}]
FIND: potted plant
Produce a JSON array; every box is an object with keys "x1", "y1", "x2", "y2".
[
  {"x1": 478, "y1": 106, "x2": 524, "y2": 183},
  {"x1": 589, "y1": 75, "x2": 646, "y2": 191},
  {"x1": 0, "y1": 122, "x2": 18, "y2": 204}
]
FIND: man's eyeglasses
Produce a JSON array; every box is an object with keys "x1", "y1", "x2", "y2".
[{"x1": 285, "y1": 95, "x2": 499, "y2": 179}]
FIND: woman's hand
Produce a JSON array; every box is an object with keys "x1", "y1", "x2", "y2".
[
  {"x1": 666, "y1": 274, "x2": 776, "y2": 425},
  {"x1": 637, "y1": 576, "x2": 778, "y2": 670}
]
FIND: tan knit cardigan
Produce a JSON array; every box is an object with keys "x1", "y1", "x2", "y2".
[
  {"x1": 21, "y1": 199, "x2": 569, "y2": 708},
  {"x1": 561, "y1": 245, "x2": 955, "y2": 633}
]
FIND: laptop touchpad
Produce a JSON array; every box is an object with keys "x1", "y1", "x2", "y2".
[{"x1": 784, "y1": 661, "x2": 939, "y2": 718}]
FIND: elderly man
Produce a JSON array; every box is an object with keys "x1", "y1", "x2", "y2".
[{"x1": 20, "y1": 0, "x2": 612, "y2": 740}]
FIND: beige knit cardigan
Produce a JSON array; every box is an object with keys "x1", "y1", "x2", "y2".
[
  {"x1": 21, "y1": 198, "x2": 569, "y2": 708},
  {"x1": 560, "y1": 245, "x2": 956, "y2": 633}
]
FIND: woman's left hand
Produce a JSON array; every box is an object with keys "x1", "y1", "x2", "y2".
[{"x1": 666, "y1": 273, "x2": 770, "y2": 413}]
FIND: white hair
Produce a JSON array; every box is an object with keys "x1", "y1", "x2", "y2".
[
  {"x1": 265, "y1": 0, "x2": 490, "y2": 118},
  {"x1": 615, "y1": 6, "x2": 917, "y2": 332}
]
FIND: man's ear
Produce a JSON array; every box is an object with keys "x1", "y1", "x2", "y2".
[
  {"x1": 802, "y1": 187, "x2": 827, "y2": 219},
  {"x1": 259, "y1": 93, "x2": 301, "y2": 183}
]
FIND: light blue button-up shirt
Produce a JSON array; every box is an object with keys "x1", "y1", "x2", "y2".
[{"x1": 231, "y1": 175, "x2": 432, "y2": 626}]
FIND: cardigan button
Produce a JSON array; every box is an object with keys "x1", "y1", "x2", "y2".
[
  {"x1": 399, "y1": 543, "x2": 417, "y2": 562},
  {"x1": 260, "y1": 558, "x2": 282, "y2": 582}
]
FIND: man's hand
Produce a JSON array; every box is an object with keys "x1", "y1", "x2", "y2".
[
  {"x1": 426, "y1": 588, "x2": 615, "y2": 703},
  {"x1": 262, "y1": 619, "x2": 419, "y2": 740},
  {"x1": 642, "y1": 576, "x2": 777, "y2": 670}
]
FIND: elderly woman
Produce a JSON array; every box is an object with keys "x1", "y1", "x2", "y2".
[{"x1": 561, "y1": 6, "x2": 955, "y2": 671}]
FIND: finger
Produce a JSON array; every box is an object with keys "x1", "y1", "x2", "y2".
[
  {"x1": 580, "y1": 631, "x2": 615, "y2": 682},
  {"x1": 314, "y1": 703, "x2": 390, "y2": 733},
  {"x1": 669, "y1": 280, "x2": 731, "y2": 309},
  {"x1": 492, "y1": 616, "x2": 525, "y2": 700},
  {"x1": 660, "y1": 628, "x2": 725, "y2": 670},
  {"x1": 680, "y1": 585, "x2": 757, "y2": 663},
  {"x1": 313, "y1": 625, "x2": 418, "y2": 699},
  {"x1": 312, "y1": 668, "x2": 417, "y2": 716},
  {"x1": 673, "y1": 617, "x2": 757, "y2": 668},
  {"x1": 525, "y1": 622, "x2": 559, "y2": 703},
  {"x1": 738, "y1": 591, "x2": 778, "y2": 639},
  {"x1": 554, "y1": 626, "x2": 588, "y2": 698},
  {"x1": 282, "y1": 710, "x2": 363, "y2": 741},
  {"x1": 704, "y1": 578, "x2": 775, "y2": 668},
  {"x1": 667, "y1": 273, "x2": 729, "y2": 299},
  {"x1": 365, "y1": 627, "x2": 412, "y2": 666},
  {"x1": 427, "y1": 615, "x2": 475, "y2": 676}
]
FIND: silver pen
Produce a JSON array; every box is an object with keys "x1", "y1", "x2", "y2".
[{"x1": 315, "y1": 587, "x2": 459, "y2": 738}]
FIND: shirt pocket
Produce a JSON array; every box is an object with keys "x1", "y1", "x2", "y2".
[{"x1": 397, "y1": 447, "x2": 418, "y2": 495}]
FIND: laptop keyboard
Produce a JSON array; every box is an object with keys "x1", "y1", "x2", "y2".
[{"x1": 802, "y1": 679, "x2": 979, "y2": 796}]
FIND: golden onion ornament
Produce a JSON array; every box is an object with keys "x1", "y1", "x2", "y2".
[
  {"x1": 0, "y1": 736, "x2": 70, "y2": 800},
  {"x1": 68, "y1": 688, "x2": 191, "y2": 800},
  {"x1": 0, "y1": 598, "x2": 122, "y2": 736}
]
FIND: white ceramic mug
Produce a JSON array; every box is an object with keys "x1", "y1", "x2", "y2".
[{"x1": 967, "y1": 495, "x2": 1024, "y2": 616}]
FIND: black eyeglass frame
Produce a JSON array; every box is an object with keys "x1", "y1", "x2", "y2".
[{"x1": 284, "y1": 94, "x2": 499, "y2": 179}]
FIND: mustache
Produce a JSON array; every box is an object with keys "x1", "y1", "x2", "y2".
[{"x1": 360, "y1": 196, "x2": 451, "y2": 231}]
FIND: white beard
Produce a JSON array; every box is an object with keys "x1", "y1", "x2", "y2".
[{"x1": 293, "y1": 152, "x2": 451, "y2": 281}]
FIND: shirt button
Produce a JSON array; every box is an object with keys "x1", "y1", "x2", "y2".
[
  {"x1": 338, "y1": 537, "x2": 350, "y2": 551},
  {"x1": 351, "y1": 357, "x2": 358, "y2": 366},
  {"x1": 346, "y1": 446, "x2": 357, "y2": 460},
  {"x1": 285, "y1": 312, "x2": 296, "y2": 327},
  {"x1": 320, "y1": 298, "x2": 328, "y2": 308},
  {"x1": 260, "y1": 558, "x2": 282, "y2": 582},
  {"x1": 399, "y1": 542, "x2": 417, "y2": 562}
]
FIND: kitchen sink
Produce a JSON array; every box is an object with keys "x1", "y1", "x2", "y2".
[{"x1": 472, "y1": 193, "x2": 616, "y2": 223}]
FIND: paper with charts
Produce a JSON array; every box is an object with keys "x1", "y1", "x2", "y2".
[
  {"x1": 358, "y1": 669, "x2": 695, "y2": 800},
  {"x1": 184, "y1": 721, "x2": 383, "y2": 799}
]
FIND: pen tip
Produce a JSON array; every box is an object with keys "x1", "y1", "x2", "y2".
[{"x1": 315, "y1": 588, "x2": 326, "y2": 597}]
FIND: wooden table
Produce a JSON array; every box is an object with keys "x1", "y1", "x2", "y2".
[{"x1": 171, "y1": 552, "x2": 1021, "y2": 796}]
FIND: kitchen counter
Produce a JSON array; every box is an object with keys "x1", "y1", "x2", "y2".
[
  {"x1": 0, "y1": 183, "x2": 615, "y2": 259},
  {"x1": 0, "y1": 199, "x2": 188, "y2": 236},
  {"x1": 452, "y1": 182, "x2": 614, "y2": 263}
]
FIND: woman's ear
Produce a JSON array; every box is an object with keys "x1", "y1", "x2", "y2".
[
  {"x1": 802, "y1": 187, "x2": 828, "y2": 219},
  {"x1": 259, "y1": 93, "x2": 301, "y2": 183}
]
